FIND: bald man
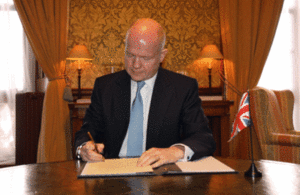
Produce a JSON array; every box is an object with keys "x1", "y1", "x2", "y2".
[{"x1": 75, "y1": 18, "x2": 216, "y2": 168}]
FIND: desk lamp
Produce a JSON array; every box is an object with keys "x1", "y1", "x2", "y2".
[
  {"x1": 199, "y1": 45, "x2": 223, "y2": 94},
  {"x1": 67, "y1": 45, "x2": 93, "y2": 100}
]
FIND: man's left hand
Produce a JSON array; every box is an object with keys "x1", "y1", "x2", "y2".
[{"x1": 137, "y1": 145, "x2": 185, "y2": 168}]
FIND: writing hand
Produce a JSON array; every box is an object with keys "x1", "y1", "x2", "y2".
[
  {"x1": 137, "y1": 145, "x2": 185, "y2": 168},
  {"x1": 80, "y1": 141, "x2": 105, "y2": 162}
]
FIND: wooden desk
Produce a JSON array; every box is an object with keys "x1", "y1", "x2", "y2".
[
  {"x1": 1, "y1": 157, "x2": 300, "y2": 194},
  {"x1": 69, "y1": 100, "x2": 233, "y2": 158}
]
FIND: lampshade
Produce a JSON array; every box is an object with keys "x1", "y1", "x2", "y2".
[
  {"x1": 67, "y1": 45, "x2": 93, "y2": 60},
  {"x1": 199, "y1": 45, "x2": 223, "y2": 59}
]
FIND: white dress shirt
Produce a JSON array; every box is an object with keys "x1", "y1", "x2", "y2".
[{"x1": 119, "y1": 73, "x2": 194, "y2": 161}]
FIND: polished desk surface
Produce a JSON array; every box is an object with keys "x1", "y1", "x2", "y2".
[{"x1": 1, "y1": 157, "x2": 299, "y2": 194}]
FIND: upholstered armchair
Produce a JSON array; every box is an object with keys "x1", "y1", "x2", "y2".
[{"x1": 249, "y1": 86, "x2": 300, "y2": 163}]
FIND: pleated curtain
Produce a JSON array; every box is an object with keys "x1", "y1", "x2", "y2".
[{"x1": 13, "y1": 0, "x2": 72, "y2": 162}]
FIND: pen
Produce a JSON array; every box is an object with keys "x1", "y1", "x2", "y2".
[{"x1": 87, "y1": 131, "x2": 100, "y2": 154}]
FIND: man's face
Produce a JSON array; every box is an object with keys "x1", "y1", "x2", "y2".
[{"x1": 124, "y1": 35, "x2": 167, "y2": 81}]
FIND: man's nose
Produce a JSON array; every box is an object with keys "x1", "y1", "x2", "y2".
[{"x1": 133, "y1": 57, "x2": 141, "y2": 68}]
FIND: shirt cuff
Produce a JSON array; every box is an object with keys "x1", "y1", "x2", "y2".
[
  {"x1": 76, "y1": 142, "x2": 87, "y2": 159},
  {"x1": 172, "y1": 143, "x2": 194, "y2": 162}
]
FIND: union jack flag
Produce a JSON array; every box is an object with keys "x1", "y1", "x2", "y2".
[{"x1": 228, "y1": 91, "x2": 251, "y2": 142}]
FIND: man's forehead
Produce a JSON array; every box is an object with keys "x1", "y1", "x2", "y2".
[
  {"x1": 128, "y1": 31, "x2": 159, "y2": 47},
  {"x1": 126, "y1": 39, "x2": 160, "y2": 57}
]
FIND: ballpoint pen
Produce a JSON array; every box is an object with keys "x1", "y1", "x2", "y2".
[{"x1": 87, "y1": 131, "x2": 101, "y2": 154}]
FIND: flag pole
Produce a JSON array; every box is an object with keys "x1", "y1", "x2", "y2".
[
  {"x1": 244, "y1": 91, "x2": 262, "y2": 178},
  {"x1": 244, "y1": 125, "x2": 262, "y2": 177},
  {"x1": 243, "y1": 4, "x2": 261, "y2": 178}
]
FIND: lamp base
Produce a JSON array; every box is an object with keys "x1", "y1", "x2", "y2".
[
  {"x1": 208, "y1": 67, "x2": 212, "y2": 95},
  {"x1": 244, "y1": 162, "x2": 262, "y2": 178},
  {"x1": 77, "y1": 68, "x2": 82, "y2": 100}
]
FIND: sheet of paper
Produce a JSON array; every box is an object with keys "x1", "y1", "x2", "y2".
[
  {"x1": 80, "y1": 158, "x2": 153, "y2": 177},
  {"x1": 176, "y1": 156, "x2": 236, "y2": 173}
]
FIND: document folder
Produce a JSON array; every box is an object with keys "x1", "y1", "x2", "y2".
[{"x1": 78, "y1": 156, "x2": 237, "y2": 178}]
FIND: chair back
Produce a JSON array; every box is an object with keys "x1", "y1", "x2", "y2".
[
  {"x1": 250, "y1": 87, "x2": 287, "y2": 144},
  {"x1": 273, "y1": 90, "x2": 295, "y2": 131}
]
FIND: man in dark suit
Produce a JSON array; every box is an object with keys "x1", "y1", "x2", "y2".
[{"x1": 75, "y1": 18, "x2": 215, "y2": 168}]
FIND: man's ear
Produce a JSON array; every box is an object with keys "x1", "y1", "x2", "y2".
[{"x1": 159, "y1": 49, "x2": 168, "y2": 62}]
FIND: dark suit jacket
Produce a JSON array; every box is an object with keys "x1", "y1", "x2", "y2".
[{"x1": 75, "y1": 68, "x2": 216, "y2": 160}]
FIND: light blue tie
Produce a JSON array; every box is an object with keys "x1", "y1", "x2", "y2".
[{"x1": 127, "y1": 81, "x2": 145, "y2": 157}]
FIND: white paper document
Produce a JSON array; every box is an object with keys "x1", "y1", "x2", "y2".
[
  {"x1": 78, "y1": 156, "x2": 236, "y2": 178},
  {"x1": 79, "y1": 158, "x2": 153, "y2": 177},
  {"x1": 176, "y1": 156, "x2": 236, "y2": 173}
]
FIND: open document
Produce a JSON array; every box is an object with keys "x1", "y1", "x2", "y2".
[{"x1": 78, "y1": 156, "x2": 237, "y2": 178}]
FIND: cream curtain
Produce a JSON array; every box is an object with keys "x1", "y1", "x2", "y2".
[
  {"x1": 0, "y1": 0, "x2": 35, "y2": 165},
  {"x1": 13, "y1": 0, "x2": 72, "y2": 162},
  {"x1": 219, "y1": 0, "x2": 284, "y2": 159}
]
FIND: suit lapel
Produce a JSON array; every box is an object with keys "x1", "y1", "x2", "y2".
[
  {"x1": 109, "y1": 71, "x2": 131, "y2": 156},
  {"x1": 114, "y1": 70, "x2": 131, "y2": 124},
  {"x1": 146, "y1": 68, "x2": 175, "y2": 149}
]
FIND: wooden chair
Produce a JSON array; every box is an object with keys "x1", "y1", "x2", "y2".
[{"x1": 249, "y1": 86, "x2": 300, "y2": 163}]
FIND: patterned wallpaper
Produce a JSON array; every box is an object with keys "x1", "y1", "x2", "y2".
[{"x1": 67, "y1": 0, "x2": 221, "y2": 89}]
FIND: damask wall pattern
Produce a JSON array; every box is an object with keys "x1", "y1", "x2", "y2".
[{"x1": 67, "y1": 0, "x2": 221, "y2": 88}]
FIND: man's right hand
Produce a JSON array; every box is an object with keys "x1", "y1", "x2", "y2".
[{"x1": 80, "y1": 141, "x2": 105, "y2": 162}]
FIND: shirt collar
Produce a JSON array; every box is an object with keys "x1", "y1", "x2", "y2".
[{"x1": 131, "y1": 72, "x2": 158, "y2": 90}]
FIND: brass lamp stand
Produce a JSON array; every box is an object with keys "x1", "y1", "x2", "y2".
[{"x1": 67, "y1": 45, "x2": 93, "y2": 101}]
